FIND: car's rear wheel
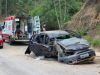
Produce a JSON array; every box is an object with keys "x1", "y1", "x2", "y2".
[{"x1": 9, "y1": 36, "x2": 14, "y2": 45}]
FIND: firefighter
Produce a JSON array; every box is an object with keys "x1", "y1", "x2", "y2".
[{"x1": 42, "y1": 23, "x2": 46, "y2": 31}]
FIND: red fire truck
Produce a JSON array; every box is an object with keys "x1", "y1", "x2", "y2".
[
  {"x1": 2, "y1": 16, "x2": 28, "y2": 44},
  {"x1": 2, "y1": 16, "x2": 41, "y2": 45}
]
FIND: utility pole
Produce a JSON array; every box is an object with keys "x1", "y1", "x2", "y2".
[{"x1": 5, "y1": 0, "x2": 7, "y2": 17}]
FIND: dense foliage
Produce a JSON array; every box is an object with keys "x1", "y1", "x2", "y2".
[
  {"x1": 0, "y1": 0, "x2": 82, "y2": 30},
  {"x1": 30, "y1": 0, "x2": 82, "y2": 30}
]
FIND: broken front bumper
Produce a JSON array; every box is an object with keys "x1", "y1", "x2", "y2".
[{"x1": 58, "y1": 50, "x2": 96, "y2": 64}]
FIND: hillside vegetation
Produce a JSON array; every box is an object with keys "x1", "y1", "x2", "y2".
[{"x1": 67, "y1": 0, "x2": 100, "y2": 47}]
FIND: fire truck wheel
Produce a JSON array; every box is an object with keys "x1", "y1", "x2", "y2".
[
  {"x1": 9, "y1": 37, "x2": 13, "y2": 45},
  {"x1": 0, "y1": 46, "x2": 3, "y2": 49}
]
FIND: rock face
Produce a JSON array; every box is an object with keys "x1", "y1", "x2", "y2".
[{"x1": 67, "y1": 0, "x2": 100, "y2": 37}]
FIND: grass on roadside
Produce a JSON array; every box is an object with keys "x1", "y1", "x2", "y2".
[{"x1": 84, "y1": 35, "x2": 100, "y2": 47}]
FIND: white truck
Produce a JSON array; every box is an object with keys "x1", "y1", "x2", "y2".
[{"x1": 2, "y1": 16, "x2": 40, "y2": 45}]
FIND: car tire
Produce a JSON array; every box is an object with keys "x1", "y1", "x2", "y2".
[
  {"x1": 0, "y1": 46, "x2": 3, "y2": 49},
  {"x1": 64, "y1": 60, "x2": 73, "y2": 64}
]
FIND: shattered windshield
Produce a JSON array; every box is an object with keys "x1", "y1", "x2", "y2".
[{"x1": 59, "y1": 37, "x2": 89, "y2": 47}]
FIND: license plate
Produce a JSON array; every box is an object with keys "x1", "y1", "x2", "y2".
[{"x1": 80, "y1": 53, "x2": 89, "y2": 59}]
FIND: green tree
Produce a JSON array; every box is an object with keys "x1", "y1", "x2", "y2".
[{"x1": 30, "y1": 0, "x2": 82, "y2": 30}]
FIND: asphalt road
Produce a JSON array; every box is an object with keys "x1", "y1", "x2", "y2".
[{"x1": 0, "y1": 43, "x2": 100, "y2": 75}]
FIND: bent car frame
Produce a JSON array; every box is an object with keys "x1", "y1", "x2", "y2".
[{"x1": 25, "y1": 30, "x2": 96, "y2": 64}]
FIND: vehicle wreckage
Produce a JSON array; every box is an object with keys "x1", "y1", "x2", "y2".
[{"x1": 25, "y1": 30, "x2": 96, "y2": 64}]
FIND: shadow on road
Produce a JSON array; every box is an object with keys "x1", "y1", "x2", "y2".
[{"x1": 6, "y1": 42, "x2": 28, "y2": 46}]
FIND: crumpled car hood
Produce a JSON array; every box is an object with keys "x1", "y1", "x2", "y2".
[{"x1": 58, "y1": 37, "x2": 89, "y2": 51}]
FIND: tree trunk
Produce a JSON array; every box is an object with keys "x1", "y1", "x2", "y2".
[{"x1": 0, "y1": 0, "x2": 2, "y2": 16}]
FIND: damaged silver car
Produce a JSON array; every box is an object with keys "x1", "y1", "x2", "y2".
[{"x1": 25, "y1": 30, "x2": 95, "y2": 64}]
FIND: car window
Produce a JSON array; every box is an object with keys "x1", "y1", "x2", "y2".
[
  {"x1": 35, "y1": 34, "x2": 45, "y2": 44},
  {"x1": 30, "y1": 34, "x2": 37, "y2": 41},
  {"x1": 40, "y1": 34, "x2": 45, "y2": 44},
  {"x1": 35, "y1": 35, "x2": 40, "y2": 43},
  {"x1": 45, "y1": 35, "x2": 49, "y2": 44}
]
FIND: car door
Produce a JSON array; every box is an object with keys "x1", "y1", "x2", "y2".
[{"x1": 30, "y1": 33, "x2": 49, "y2": 56}]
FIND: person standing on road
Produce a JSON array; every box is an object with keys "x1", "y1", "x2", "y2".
[{"x1": 42, "y1": 23, "x2": 46, "y2": 31}]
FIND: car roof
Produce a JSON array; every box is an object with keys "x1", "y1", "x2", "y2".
[{"x1": 40, "y1": 30, "x2": 69, "y2": 38}]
